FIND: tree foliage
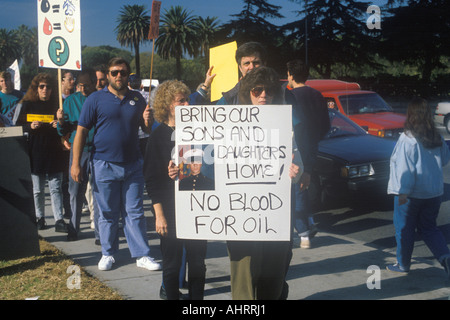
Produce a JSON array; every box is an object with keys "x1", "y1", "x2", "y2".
[
  {"x1": 155, "y1": 6, "x2": 199, "y2": 80},
  {"x1": 115, "y1": 4, "x2": 150, "y2": 77},
  {"x1": 2, "y1": 0, "x2": 449, "y2": 98}
]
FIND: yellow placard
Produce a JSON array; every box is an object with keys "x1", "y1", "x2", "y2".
[
  {"x1": 27, "y1": 114, "x2": 55, "y2": 123},
  {"x1": 210, "y1": 41, "x2": 239, "y2": 102}
]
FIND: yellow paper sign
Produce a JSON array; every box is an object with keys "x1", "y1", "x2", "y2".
[
  {"x1": 210, "y1": 42, "x2": 239, "y2": 102},
  {"x1": 27, "y1": 114, "x2": 55, "y2": 123}
]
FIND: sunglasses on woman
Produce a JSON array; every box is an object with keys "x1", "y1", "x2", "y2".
[
  {"x1": 38, "y1": 84, "x2": 52, "y2": 90},
  {"x1": 251, "y1": 86, "x2": 275, "y2": 98}
]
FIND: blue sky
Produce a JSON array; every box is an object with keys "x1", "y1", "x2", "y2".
[{"x1": 1, "y1": 0, "x2": 387, "y2": 52}]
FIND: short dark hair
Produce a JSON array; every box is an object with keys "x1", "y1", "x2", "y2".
[
  {"x1": 107, "y1": 57, "x2": 131, "y2": 73},
  {"x1": 286, "y1": 59, "x2": 309, "y2": 84},
  {"x1": 94, "y1": 64, "x2": 107, "y2": 74},
  {"x1": 238, "y1": 67, "x2": 283, "y2": 105},
  {"x1": 235, "y1": 42, "x2": 267, "y2": 65},
  {"x1": 77, "y1": 68, "x2": 96, "y2": 86}
]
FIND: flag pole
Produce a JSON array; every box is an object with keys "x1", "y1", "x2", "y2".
[
  {"x1": 148, "y1": 0, "x2": 161, "y2": 97},
  {"x1": 58, "y1": 68, "x2": 63, "y2": 110},
  {"x1": 149, "y1": 39, "x2": 155, "y2": 96}
]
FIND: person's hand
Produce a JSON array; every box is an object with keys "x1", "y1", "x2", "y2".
[
  {"x1": 31, "y1": 121, "x2": 41, "y2": 130},
  {"x1": 50, "y1": 120, "x2": 58, "y2": 129},
  {"x1": 56, "y1": 109, "x2": 64, "y2": 123},
  {"x1": 289, "y1": 163, "x2": 300, "y2": 180},
  {"x1": 155, "y1": 214, "x2": 168, "y2": 237},
  {"x1": 203, "y1": 66, "x2": 216, "y2": 89},
  {"x1": 143, "y1": 105, "x2": 154, "y2": 128},
  {"x1": 299, "y1": 172, "x2": 311, "y2": 191},
  {"x1": 71, "y1": 163, "x2": 83, "y2": 183},
  {"x1": 168, "y1": 160, "x2": 179, "y2": 180},
  {"x1": 398, "y1": 194, "x2": 408, "y2": 205}
]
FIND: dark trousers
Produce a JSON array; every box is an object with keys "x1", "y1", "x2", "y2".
[
  {"x1": 160, "y1": 236, "x2": 207, "y2": 300},
  {"x1": 68, "y1": 149, "x2": 99, "y2": 240}
]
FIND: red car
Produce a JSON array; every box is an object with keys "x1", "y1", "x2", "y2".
[{"x1": 305, "y1": 80, "x2": 406, "y2": 139}]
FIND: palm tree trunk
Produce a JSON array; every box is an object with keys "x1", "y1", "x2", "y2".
[{"x1": 176, "y1": 56, "x2": 182, "y2": 80}]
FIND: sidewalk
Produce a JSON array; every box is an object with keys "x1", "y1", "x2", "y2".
[{"x1": 38, "y1": 197, "x2": 450, "y2": 300}]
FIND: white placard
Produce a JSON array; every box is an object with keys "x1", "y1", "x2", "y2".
[
  {"x1": 175, "y1": 105, "x2": 292, "y2": 241},
  {"x1": 0, "y1": 126, "x2": 23, "y2": 138},
  {"x1": 37, "y1": 0, "x2": 82, "y2": 70}
]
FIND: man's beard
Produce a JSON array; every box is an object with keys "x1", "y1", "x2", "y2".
[{"x1": 110, "y1": 79, "x2": 127, "y2": 92}]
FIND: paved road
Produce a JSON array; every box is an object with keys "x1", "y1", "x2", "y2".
[{"x1": 34, "y1": 121, "x2": 450, "y2": 301}]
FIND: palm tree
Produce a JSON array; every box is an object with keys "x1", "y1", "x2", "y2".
[
  {"x1": 155, "y1": 6, "x2": 198, "y2": 79},
  {"x1": 194, "y1": 17, "x2": 221, "y2": 57},
  {"x1": 15, "y1": 25, "x2": 38, "y2": 66},
  {"x1": 0, "y1": 29, "x2": 21, "y2": 70},
  {"x1": 115, "y1": 4, "x2": 150, "y2": 77}
]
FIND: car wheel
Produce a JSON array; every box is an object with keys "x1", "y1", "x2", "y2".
[{"x1": 445, "y1": 115, "x2": 450, "y2": 134}]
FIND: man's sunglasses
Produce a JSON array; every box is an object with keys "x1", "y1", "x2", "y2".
[
  {"x1": 251, "y1": 86, "x2": 275, "y2": 98},
  {"x1": 38, "y1": 84, "x2": 52, "y2": 90},
  {"x1": 109, "y1": 70, "x2": 129, "y2": 77}
]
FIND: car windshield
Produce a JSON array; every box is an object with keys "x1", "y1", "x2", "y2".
[
  {"x1": 325, "y1": 110, "x2": 367, "y2": 139},
  {"x1": 339, "y1": 93, "x2": 393, "y2": 115}
]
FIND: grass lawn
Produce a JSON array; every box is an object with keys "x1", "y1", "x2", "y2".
[{"x1": 0, "y1": 238, "x2": 123, "y2": 300}]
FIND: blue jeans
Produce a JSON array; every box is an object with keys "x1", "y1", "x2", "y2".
[
  {"x1": 393, "y1": 196, "x2": 450, "y2": 270},
  {"x1": 292, "y1": 184, "x2": 314, "y2": 237},
  {"x1": 92, "y1": 159, "x2": 150, "y2": 258},
  {"x1": 31, "y1": 172, "x2": 64, "y2": 221}
]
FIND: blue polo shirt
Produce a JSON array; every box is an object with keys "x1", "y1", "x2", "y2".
[{"x1": 78, "y1": 87, "x2": 147, "y2": 163}]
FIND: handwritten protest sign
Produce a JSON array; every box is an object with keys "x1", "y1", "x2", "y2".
[
  {"x1": 37, "y1": 0, "x2": 82, "y2": 70},
  {"x1": 175, "y1": 105, "x2": 292, "y2": 241}
]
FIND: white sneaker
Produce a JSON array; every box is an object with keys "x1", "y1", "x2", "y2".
[
  {"x1": 136, "y1": 256, "x2": 161, "y2": 271},
  {"x1": 300, "y1": 236, "x2": 311, "y2": 249},
  {"x1": 98, "y1": 255, "x2": 115, "y2": 271}
]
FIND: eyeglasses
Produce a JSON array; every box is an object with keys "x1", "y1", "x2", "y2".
[
  {"x1": 38, "y1": 84, "x2": 52, "y2": 90},
  {"x1": 251, "y1": 86, "x2": 275, "y2": 98},
  {"x1": 109, "y1": 70, "x2": 129, "y2": 77}
]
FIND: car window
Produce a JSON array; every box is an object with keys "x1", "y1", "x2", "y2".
[
  {"x1": 325, "y1": 111, "x2": 367, "y2": 139},
  {"x1": 339, "y1": 93, "x2": 393, "y2": 115}
]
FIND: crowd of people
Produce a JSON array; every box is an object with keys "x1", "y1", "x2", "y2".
[{"x1": 1, "y1": 41, "x2": 450, "y2": 300}]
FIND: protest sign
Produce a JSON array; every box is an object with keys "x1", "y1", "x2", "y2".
[
  {"x1": 27, "y1": 114, "x2": 55, "y2": 123},
  {"x1": 148, "y1": 0, "x2": 162, "y2": 40},
  {"x1": 175, "y1": 104, "x2": 292, "y2": 241},
  {"x1": 209, "y1": 42, "x2": 239, "y2": 102},
  {"x1": 37, "y1": 0, "x2": 82, "y2": 71}
]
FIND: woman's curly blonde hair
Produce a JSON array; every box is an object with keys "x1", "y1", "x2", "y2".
[{"x1": 153, "y1": 80, "x2": 191, "y2": 124}]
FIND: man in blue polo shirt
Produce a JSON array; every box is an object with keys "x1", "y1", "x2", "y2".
[{"x1": 71, "y1": 57, "x2": 160, "y2": 272}]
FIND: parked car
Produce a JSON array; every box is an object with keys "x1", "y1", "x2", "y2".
[
  {"x1": 305, "y1": 80, "x2": 406, "y2": 139},
  {"x1": 434, "y1": 102, "x2": 450, "y2": 133},
  {"x1": 309, "y1": 109, "x2": 397, "y2": 208}
]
